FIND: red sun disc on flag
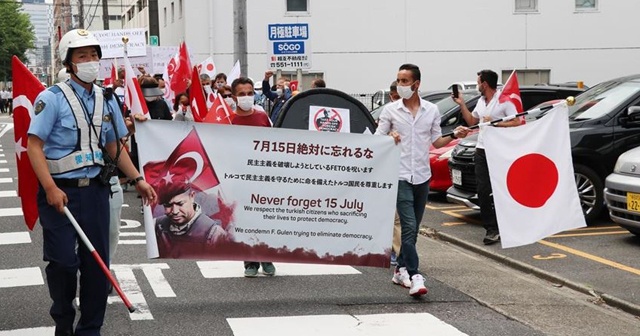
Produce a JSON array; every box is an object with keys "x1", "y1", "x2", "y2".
[
  {"x1": 206, "y1": 64, "x2": 214, "y2": 71},
  {"x1": 506, "y1": 153, "x2": 558, "y2": 208}
]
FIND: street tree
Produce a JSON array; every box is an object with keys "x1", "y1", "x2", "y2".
[{"x1": 0, "y1": 0, "x2": 36, "y2": 83}]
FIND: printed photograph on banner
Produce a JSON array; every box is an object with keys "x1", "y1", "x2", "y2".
[
  {"x1": 135, "y1": 121, "x2": 399, "y2": 267},
  {"x1": 308, "y1": 105, "x2": 351, "y2": 133}
]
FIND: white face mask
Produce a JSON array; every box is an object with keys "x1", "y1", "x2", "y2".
[
  {"x1": 396, "y1": 83, "x2": 415, "y2": 100},
  {"x1": 237, "y1": 96, "x2": 254, "y2": 111},
  {"x1": 224, "y1": 97, "x2": 236, "y2": 111},
  {"x1": 276, "y1": 88, "x2": 283, "y2": 96},
  {"x1": 73, "y1": 61, "x2": 100, "y2": 83}
]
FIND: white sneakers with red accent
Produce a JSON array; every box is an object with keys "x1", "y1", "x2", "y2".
[
  {"x1": 409, "y1": 274, "x2": 428, "y2": 296},
  {"x1": 391, "y1": 267, "x2": 411, "y2": 288}
]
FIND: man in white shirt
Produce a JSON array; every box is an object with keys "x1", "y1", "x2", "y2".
[
  {"x1": 376, "y1": 63, "x2": 469, "y2": 296},
  {"x1": 454, "y1": 69, "x2": 521, "y2": 245}
]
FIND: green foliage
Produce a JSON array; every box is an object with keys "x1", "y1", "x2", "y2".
[{"x1": 0, "y1": 0, "x2": 36, "y2": 81}]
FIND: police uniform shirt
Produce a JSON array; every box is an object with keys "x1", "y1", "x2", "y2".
[{"x1": 28, "y1": 79, "x2": 128, "y2": 179}]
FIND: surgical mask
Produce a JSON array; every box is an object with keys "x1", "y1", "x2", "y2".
[
  {"x1": 276, "y1": 88, "x2": 283, "y2": 96},
  {"x1": 160, "y1": 88, "x2": 167, "y2": 95},
  {"x1": 224, "y1": 97, "x2": 236, "y2": 111},
  {"x1": 237, "y1": 96, "x2": 254, "y2": 111},
  {"x1": 396, "y1": 84, "x2": 415, "y2": 100},
  {"x1": 216, "y1": 82, "x2": 224, "y2": 89},
  {"x1": 73, "y1": 61, "x2": 100, "y2": 83}
]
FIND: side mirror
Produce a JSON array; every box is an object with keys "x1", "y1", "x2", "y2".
[
  {"x1": 628, "y1": 106, "x2": 640, "y2": 116},
  {"x1": 620, "y1": 106, "x2": 640, "y2": 128}
]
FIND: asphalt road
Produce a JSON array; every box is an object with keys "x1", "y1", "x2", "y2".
[{"x1": 0, "y1": 115, "x2": 638, "y2": 335}]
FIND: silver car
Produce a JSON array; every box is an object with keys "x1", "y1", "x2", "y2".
[{"x1": 604, "y1": 146, "x2": 640, "y2": 236}]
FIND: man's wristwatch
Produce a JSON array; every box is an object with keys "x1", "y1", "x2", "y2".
[{"x1": 129, "y1": 176, "x2": 144, "y2": 186}]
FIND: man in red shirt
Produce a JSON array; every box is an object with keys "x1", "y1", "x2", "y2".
[{"x1": 230, "y1": 77, "x2": 274, "y2": 276}]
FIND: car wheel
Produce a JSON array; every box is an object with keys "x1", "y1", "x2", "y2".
[{"x1": 573, "y1": 164, "x2": 604, "y2": 224}]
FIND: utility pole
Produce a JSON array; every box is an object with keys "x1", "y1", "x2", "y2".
[
  {"x1": 102, "y1": 0, "x2": 109, "y2": 30},
  {"x1": 233, "y1": 0, "x2": 248, "y2": 76},
  {"x1": 78, "y1": 0, "x2": 85, "y2": 29}
]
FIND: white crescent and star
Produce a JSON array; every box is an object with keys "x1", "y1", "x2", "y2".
[
  {"x1": 173, "y1": 151, "x2": 205, "y2": 184},
  {"x1": 13, "y1": 95, "x2": 33, "y2": 160}
]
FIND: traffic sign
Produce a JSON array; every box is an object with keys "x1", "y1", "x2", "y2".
[
  {"x1": 150, "y1": 35, "x2": 159, "y2": 46},
  {"x1": 267, "y1": 23, "x2": 311, "y2": 70}
]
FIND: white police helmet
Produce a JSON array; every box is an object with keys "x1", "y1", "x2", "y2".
[
  {"x1": 58, "y1": 29, "x2": 102, "y2": 65},
  {"x1": 57, "y1": 68, "x2": 70, "y2": 83}
]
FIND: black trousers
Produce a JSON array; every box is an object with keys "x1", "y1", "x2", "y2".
[{"x1": 475, "y1": 148, "x2": 499, "y2": 234}]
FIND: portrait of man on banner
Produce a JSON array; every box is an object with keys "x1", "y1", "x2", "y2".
[{"x1": 143, "y1": 128, "x2": 235, "y2": 258}]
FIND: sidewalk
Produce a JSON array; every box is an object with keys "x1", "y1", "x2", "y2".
[{"x1": 417, "y1": 229, "x2": 640, "y2": 336}]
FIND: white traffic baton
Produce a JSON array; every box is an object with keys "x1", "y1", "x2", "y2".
[{"x1": 63, "y1": 206, "x2": 136, "y2": 313}]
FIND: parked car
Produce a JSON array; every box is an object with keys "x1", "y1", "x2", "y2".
[
  {"x1": 448, "y1": 82, "x2": 478, "y2": 91},
  {"x1": 448, "y1": 75, "x2": 640, "y2": 223},
  {"x1": 369, "y1": 90, "x2": 459, "y2": 122},
  {"x1": 604, "y1": 146, "x2": 640, "y2": 236}
]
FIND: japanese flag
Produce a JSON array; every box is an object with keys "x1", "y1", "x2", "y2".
[
  {"x1": 483, "y1": 103, "x2": 586, "y2": 248},
  {"x1": 198, "y1": 56, "x2": 216, "y2": 78}
]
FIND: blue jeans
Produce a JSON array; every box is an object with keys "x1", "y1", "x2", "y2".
[{"x1": 395, "y1": 179, "x2": 430, "y2": 277}]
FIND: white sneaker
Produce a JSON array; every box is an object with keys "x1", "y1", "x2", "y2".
[
  {"x1": 409, "y1": 274, "x2": 428, "y2": 297},
  {"x1": 391, "y1": 267, "x2": 411, "y2": 288}
]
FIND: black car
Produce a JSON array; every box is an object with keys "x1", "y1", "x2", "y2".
[{"x1": 447, "y1": 75, "x2": 640, "y2": 223}]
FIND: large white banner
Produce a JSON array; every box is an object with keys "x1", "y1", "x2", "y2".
[
  {"x1": 135, "y1": 121, "x2": 399, "y2": 267},
  {"x1": 94, "y1": 28, "x2": 147, "y2": 58},
  {"x1": 98, "y1": 46, "x2": 179, "y2": 79}
]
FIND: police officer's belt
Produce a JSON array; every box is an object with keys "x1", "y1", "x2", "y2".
[{"x1": 53, "y1": 178, "x2": 101, "y2": 188}]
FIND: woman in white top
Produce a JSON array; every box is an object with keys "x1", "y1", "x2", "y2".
[{"x1": 172, "y1": 92, "x2": 194, "y2": 121}]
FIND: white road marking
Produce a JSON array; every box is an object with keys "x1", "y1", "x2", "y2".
[
  {"x1": 0, "y1": 232, "x2": 31, "y2": 245},
  {"x1": 0, "y1": 190, "x2": 17, "y2": 197},
  {"x1": 0, "y1": 160, "x2": 7, "y2": 164},
  {"x1": 108, "y1": 263, "x2": 174, "y2": 320},
  {"x1": 0, "y1": 208, "x2": 23, "y2": 217},
  {"x1": 0, "y1": 168, "x2": 9, "y2": 173},
  {"x1": 0, "y1": 154, "x2": 5, "y2": 157},
  {"x1": 197, "y1": 261, "x2": 361, "y2": 278},
  {"x1": 121, "y1": 219, "x2": 141, "y2": 229},
  {"x1": 0, "y1": 177, "x2": 13, "y2": 183},
  {"x1": 0, "y1": 267, "x2": 44, "y2": 288},
  {"x1": 120, "y1": 232, "x2": 146, "y2": 236},
  {"x1": 0, "y1": 327, "x2": 55, "y2": 335},
  {"x1": 227, "y1": 313, "x2": 468, "y2": 335}
]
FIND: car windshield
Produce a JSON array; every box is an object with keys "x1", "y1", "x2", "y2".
[
  {"x1": 568, "y1": 80, "x2": 640, "y2": 120},
  {"x1": 434, "y1": 92, "x2": 477, "y2": 115}
]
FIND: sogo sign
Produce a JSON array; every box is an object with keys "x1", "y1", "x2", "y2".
[
  {"x1": 274, "y1": 41, "x2": 305, "y2": 54},
  {"x1": 267, "y1": 23, "x2": 311, "y2": 70}
]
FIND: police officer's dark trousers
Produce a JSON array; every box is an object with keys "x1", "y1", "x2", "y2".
[{"x1": 38, "y1": 181, "x2": 110, "y2": 336}]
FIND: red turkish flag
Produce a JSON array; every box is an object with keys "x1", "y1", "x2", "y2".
[
  {"x1": 143, "y1": 128, "x2": 220, "y2": 203},
  {"x1": 12, "y1": 56, "x2": 45, "y2": 230},
  {"x1": 170, "y1": 42, "x2": 192, "y2": 96},
  {"x1": 499, "y1": 70, "x2": 525, "y2": 124},
  {"x1": 188, "y1": 66, "x2": 207, "y2": 122},
  {"x1": 203, "y1": 93, "x2": 234, "y2": 124},
  {"x1": 289, "y1": 80, "x2": 299, "y2": 92},
  {"x1": 124, "y1": 55, "x2": 149, "y2": 116}
]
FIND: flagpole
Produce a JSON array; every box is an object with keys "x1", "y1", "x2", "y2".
[
  {"x1": 62, "y1": 207, "x2": 136, "y2": 313},
  {"x1": 442, "y1": 96, "x2": 576, "y2": 138}
]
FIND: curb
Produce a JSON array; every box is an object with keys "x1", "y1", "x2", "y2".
[{"x1": 421, "y1": 228, "x2": 640, "y2": 317}]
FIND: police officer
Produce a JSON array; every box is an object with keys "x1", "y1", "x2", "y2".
[{"x1": 26, "y1": 29, "x2": 156, "y2": 336}]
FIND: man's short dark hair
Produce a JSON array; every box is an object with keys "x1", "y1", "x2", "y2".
[
  {"x1": 477, "y1": 69, "x2": 498, "y2": 89},
  {"x1": 153, "y1": 73, "x2": 163, "y2": 80},
  {"x1": 399, "y1": 63, "x2": 421, "y2": 81},
  {"x1": 214, "y1": 73, "x2": 227, "y2": 81},
  {"x1": 231, "y1": 77, "x2": 254, "y2": 95},
  {"x1": 312, "y1": 78, "x2": 326, "y2": 88},
  {"x1": 390, "y1": 80, "x2": 398, "y2": 92}
]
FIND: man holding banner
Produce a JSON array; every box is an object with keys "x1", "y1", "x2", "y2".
[
  {"x1": 26, "y1": 29, "x2": 156, "y2": 336},
  {"x1": 453, "y1": 69, "x2": 522, "y2": 245},
  {"x1": 376, "y1": 64, "x2": 469, "y2": 297}
]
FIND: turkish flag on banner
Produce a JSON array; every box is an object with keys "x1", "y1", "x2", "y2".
[
  {"x1": 123, "y1": 55, "x2": 149, "y2": 116},
  {"x1": 499, "y1": 70, "x2": 525, "y2": 124},
  {"x1": 188, "y1": 66, "x2": 207, "y2": 122},
  {"x1": 483, "y1": 103, "x2": 586, "y2": 248},
  {"x1": 203, "y1": 93, "x2": 233, "y2": 124},
  {"x1": 12, "y1": 56, "x2": 45, "y2": 230},
  {"x1": 198, "y1": 56, "x2": 216, "y2": 78},
  {"x1": 143, "y1": 128, "x2": 220, "y2": 201},
  {"x1": 171, "y1": 42, "x2": 192, "y2": 96}
]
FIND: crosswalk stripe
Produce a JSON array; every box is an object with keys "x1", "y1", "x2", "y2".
[
  {"x1": 0, "y1": 267, "x2": 44, "y2": 288},
  {"x1": 0, "y1": 232, "x2": 31, "y2": 245},
  {"x1": 0, "y1": 168, "x2": 9, "y2": 173},
  {"x1": 0, "y1": 208, "x2": 22, "y2": 217},
  {"x1": 197, "y1": 261, "x2": 361, "y2": 278},
  {"x1": 0, "y1": 190, "x2": 17, "y2": 197},
  {"x1": 0, "y1": 327, "x2": 55, "y2": 335},
  {"x1": 227, "y1": 313, "x2": 468, "y2": 335},
  {"x1": 0, "y1": 178, "x2": 13, "y2": 183}
]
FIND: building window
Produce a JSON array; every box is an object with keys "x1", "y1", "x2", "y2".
[
  {"x1": 163, "y1": 7, "x2": 167, "y2": 27},
  {"x1": 171, "y1": 2, "x2": 175, "y2": 23},
  {"x1": 575, "y1": 0, "x2": 597, "y2": 11},
  {"x1": 286, "y1": 0, "x2": 308, "y2": 12},
  {"x1": 179, "y1": 0, "x2": 183, "y2": 18},
  {"x1": 515, "y1": 0, "x2": 538, "y2": 13}
]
